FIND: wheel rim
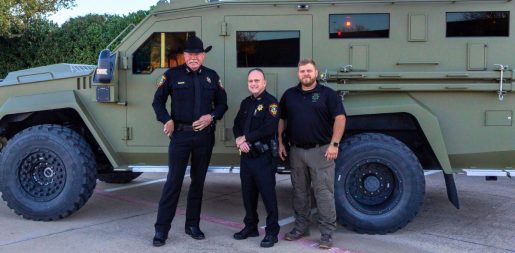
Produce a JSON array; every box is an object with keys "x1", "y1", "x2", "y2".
[
  {"x1": 18, "y1": 149, "x2": 67, "y2": 202},
  {"x1": 345, "y1": 159, "x2": 402, "y2": 215}
]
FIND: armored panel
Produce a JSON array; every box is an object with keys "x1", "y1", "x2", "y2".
[
  {"x1": 408, "y1": 14, "x2": 427, "y2": 42},
  {"x1": 467, "y1": 43, "x2": 487, "y2": 71},
  {"x1": 350, "y1": 44, "x2": 369, "y2": 71},
  {"x1": 485, "y1": 110, "x2": 512, "y2": 126}
]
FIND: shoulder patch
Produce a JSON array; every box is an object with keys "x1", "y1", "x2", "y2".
[
  {"x1": 157, "y1": 75, "x2": 167, "y2": 88},
  {"x1": 269, "y1": 103, "x2": 278, "y2": 117},
  {"x1": 218, "y1": 79, "x2": 224, "y2": 90}
]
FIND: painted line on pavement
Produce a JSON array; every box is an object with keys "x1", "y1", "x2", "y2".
[
  {"x1": 103, "y1": 178, "x2": 167, "y2": 192},
  {"x1": 272, "y1": 171, "x2": 442, "y2": 229},
  {"x1": 262, "y1": 208, "x2": 317, "y2": 229},
  {"x1": 103, "y1": 174, "x2": 190, "y2": 192},
  {"x1": 424, "y1": 170, "x2": 441, "y2": 176},
  {"x1": 95, "y1": 189, "x2": 359, "y2": 253}
]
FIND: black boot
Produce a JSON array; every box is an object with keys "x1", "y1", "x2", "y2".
[
  {"x1": 185, "y1": 226, "x2": 205, "y2": 240},
  {"x1": 153, "y1": 231, "x2": 168, "y2": 247},
  {"x1": 233, "y1": 226, "x2": 259, "y2": 240},
  {"x1": 260, "y1": 234, "x2": 278, "y2": 248}
]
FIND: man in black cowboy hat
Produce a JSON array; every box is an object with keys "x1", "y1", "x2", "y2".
[{"x1": 152, "y1": 35, "x2": 227, "y2": 246}]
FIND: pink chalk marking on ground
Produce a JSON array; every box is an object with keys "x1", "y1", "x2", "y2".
[{"x1": 95, "y1": 189, "x2": 360, "y2": 253}]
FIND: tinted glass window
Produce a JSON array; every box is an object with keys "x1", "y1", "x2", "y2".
[
  {"x1": 132, "y1": 32, "x2": 195, "y2": 74},
  {"x1": 237, "y1": 31, "x2": 300, "y2": 67},
  {"x1": 329, "y1": 14, "x2": 389, "y2": 39},
  {"x1": 446, "y1": 11, "x2": 509, "y2": 37}
]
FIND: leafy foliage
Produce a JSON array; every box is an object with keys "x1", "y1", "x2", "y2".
[
  {"x1": 0, "y1": 10, "x2": 148, "y2": 78},
  {"x1": 0, "y1": 0, "x2": 76, "y2": 37}
]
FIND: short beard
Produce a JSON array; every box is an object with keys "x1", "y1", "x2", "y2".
[{"x1": 300, "y1": 77, "x2": 316, "y2": 87}]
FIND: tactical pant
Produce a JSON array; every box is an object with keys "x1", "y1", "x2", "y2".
[
  {"x1": 289, "y1": 144, "x2": 336, "y2": 235},
  {"x1": 154, "y1": 129, "x2": 214, "y2": 234},
  {"x1": 240, "y1": 151, "x2": 280, "y2": 236}
]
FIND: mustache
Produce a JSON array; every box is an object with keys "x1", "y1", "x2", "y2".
[{"x1": 187, "y1": 60, "x2": 199, "y2": 64}]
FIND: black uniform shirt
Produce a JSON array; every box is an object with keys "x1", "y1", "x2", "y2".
[
  {"x1": 233, "y1": 91, "x2": 279, "y2": 143},
  {"x1": 279, "y1": 82, "x2": 345, "y2": 146},
  {"x1": 152, "y1": 64, "x2": 228, "y2": 124}
]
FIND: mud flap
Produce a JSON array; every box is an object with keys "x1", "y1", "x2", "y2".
[{"x1": 444, "y1": 173, "x2": 460, "y2": 209}]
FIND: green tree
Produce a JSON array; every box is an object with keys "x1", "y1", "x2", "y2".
[
  {"x1": 0, "y1": 17, "x2": 58, "y2": 77},
  {"x1": 0, "y1": 0, "x2": 76, "y2": 37},
  {"x1": 0, "y1": 10, "x2": 149, "y2": 78}
]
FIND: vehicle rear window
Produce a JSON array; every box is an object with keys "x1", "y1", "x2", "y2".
[
  {"x1": 446, "y1": 11, "x2": 509, "y2": 37},
  {"x1": 236, "y1": 31, "x2": 300, "y2": 67},
  {"x1": 329, "y1": 13, "x2": 389, "y2": 39}
]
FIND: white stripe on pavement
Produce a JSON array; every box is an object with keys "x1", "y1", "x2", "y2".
[
  {"x1": 271, "y1": 171, "x2": 442, "y2": 228},
  {"x1": 262, "y1": 209, "x2": 317, "y2": 229},
  {"x1": 424, "y1": 170, "x2": 441, "y2": 176},
  {"x1": 103, "y1": 174, "x2": 190, "y2": 192},
  {"x1": 103, "y1": 178, "x2": 167, "y2": 192}
]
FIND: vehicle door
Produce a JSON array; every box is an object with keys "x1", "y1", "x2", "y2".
[{"x1": 125, "y1": 17, "x2": 201, "y2": 147}]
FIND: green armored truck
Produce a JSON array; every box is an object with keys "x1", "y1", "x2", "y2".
[{"x1": 0, "y1": 0, "x2": 513, "y2": 235}]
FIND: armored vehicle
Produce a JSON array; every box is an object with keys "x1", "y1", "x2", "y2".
[{"x1": 0, "y1": 0, "x2": 513, "y2": 234}]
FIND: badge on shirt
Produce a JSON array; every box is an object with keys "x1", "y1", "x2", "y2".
[
  {"x1": 269, "y1": 103, "x2": 278, "y2": 117},
  {"x1": 312, "y1": 93, "x2": 320, "y2": 102},
  {"x1": 206, "y1": 76, "x2": 211, "y2": 84},
  {"x1": 257, "y1": 104, "x2": 264, "y2": 111},
  {"x1": 157, "y1": 75, "x2": 166, "y2": 88}
]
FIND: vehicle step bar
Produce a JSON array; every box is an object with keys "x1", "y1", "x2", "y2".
[
  {"x1": 127, "y1": 165, "x2": 287, "y2": 174},
  {"x1": 462, "y1": 169, "x2": 514, "y2": 178}
]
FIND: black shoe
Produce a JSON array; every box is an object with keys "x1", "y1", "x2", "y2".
[
  {"x1": 260, "y1": 234, "x2": 278, "y2": 248},
  {"x1": 233, "y1": 226, "x2": 259, "y2": 240},
  {"x1": 185, "y1": 226, "x2": 205, "y2": 240},
  {"x1": 152, "y1": 232, "x2": 168, "y2": 247}
]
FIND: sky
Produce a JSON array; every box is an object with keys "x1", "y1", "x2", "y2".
[{"x1": 48, "y1": 0, "x2": 159, "y2": 25}]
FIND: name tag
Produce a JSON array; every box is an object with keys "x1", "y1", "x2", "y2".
[{"x1": 178, "y1": 81, "x2": 185, "y2": 85}]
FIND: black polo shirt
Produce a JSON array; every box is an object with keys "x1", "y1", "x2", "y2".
[
  {"x1": 152, "y1": 64, "x2": 228, "y2": 124},
  {"x1": 233, "y1": 91, "x2": 279, "y2": 143},
  {"x1": 279, "y1": 82, "x2": 345, "y2": 146}
]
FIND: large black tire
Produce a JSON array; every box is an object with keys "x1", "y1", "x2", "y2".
[
  {"x1": 97, "y1": 171, "x2": 142, "y2": 184},
  {"x1": 0, "y1": 124, "x2": 97, "y2": 220},
  {"x1": 335, "y1": 133, "x2": 425, "y2": 234}
]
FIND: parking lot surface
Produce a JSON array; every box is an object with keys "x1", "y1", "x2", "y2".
[{"x1": 1, "y1": 171, "x2": 514, "y2": 253}]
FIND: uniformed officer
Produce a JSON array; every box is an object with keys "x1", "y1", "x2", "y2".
[
  {"x1": 151, "y1": 36, "x2": 228, "y2": 247},
  {"x1": 233, "y1": 68, "x2": 280, "y2": 248},
  {"x1": 278, "y1": 59, "x2": 346, "y2": 249}
]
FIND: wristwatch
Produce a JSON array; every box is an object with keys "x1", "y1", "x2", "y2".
[{"x1": 332, "y1": 142, "x2": 339, "y2": 147}]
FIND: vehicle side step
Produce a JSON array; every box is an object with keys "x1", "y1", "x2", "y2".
[
  {"x1": 126, "y1": 165, "x2": 288, "y2": 174},
  {"x1": 462, "y1": 169, "x2": 513, "y2": 177},
  {"x1": 127, "y1": 165, "x2": 241, "y2": 173}
]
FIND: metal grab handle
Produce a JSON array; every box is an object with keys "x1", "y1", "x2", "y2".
[
  {"x1": 16, "y1": 72, "x2": 54, "y2": 82},
  {"x1": 320, "y1": 68, "x2": 328, "y2": 85},
  {"x1": 494, "y1": 64, "x2": 507, "y2": 101},
  {"x1": 106, "y1": 24, "x2": 135, "y2": 50}
]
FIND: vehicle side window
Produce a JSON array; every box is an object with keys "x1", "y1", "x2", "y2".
[
  {"x1": 236, "y1": 31, "x2": 300, "y2": 67},
  {"x1": 132, "y1": 32, "x2": 195, "y2": 74},
  {"x1": 329, "y1": 13, "x2": 389, "y2": 39},
  {"x1": 446, "y1": 11, "x2": 509, "y2": 37}
]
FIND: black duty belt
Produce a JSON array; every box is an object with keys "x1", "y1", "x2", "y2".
[
  {"x1": 292, "y1": 143, "x2": 327, "y2": 149},
  {"x1": 175, "y1": 123, "x2": 194, "y2": 132},
  {"x1": 175, "y1": 123, "x2": 211, "y2": 132}
]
